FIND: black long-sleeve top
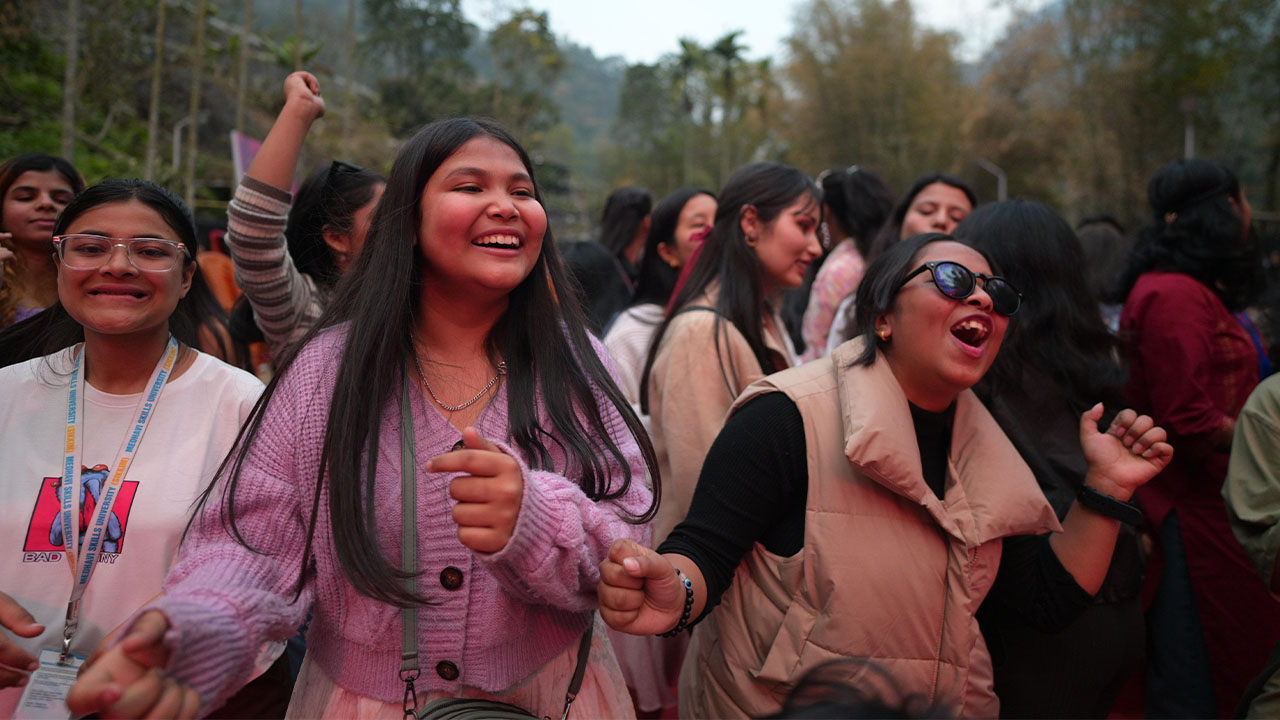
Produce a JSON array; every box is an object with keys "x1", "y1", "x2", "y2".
[{"x1": 657, "y1": 391, "x2": 1094, "y2": 631}]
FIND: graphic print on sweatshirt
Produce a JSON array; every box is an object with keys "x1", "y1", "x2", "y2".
[{"x1": 22, "y1": 464, "x2": 139, "y2": 563}]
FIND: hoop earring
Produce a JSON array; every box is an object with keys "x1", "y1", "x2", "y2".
[{"x1": 877, "y1": 329, "x2": 890, "y2": 342}]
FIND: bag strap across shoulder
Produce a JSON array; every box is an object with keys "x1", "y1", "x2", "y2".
[{"x1": 398, "y1": 369, "x2": 592, "y2": 719}]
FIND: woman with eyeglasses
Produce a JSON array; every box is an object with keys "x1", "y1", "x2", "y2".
[
  {"x1": 0, "y1": 179, "x2": 268, "y2": 717},
  {"x1": 601, "y1": 233, "x2": 1174, "y2": 719},
  {"x1": 226, "y1": 70, "x2": 385, "y2": 362}
]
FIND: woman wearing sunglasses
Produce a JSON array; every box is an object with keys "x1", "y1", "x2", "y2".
[
  {"x1": 0, "y1": 179, "x2": 269, "y2": 717},
  {"x1": 600, "y1": 233, "x2": 1174, "y2": 718},
  {"x1": 226, "y1": 70, "x2": 385, "y2": 362}
]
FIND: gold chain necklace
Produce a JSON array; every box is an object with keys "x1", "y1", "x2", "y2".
[{"x1": 413, "y1": 352, "x2": 507, "y2": 412}]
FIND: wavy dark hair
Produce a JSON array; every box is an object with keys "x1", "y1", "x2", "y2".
[
  {"x1": 629, "y1": 187, "x2": 716, "y2": 308},
  {"x1": 955, "y1": 200, "x2": 1125, "y2": 412},
  {"x1": 868, "y1": 173, "x2": 976, "y2": 262},
  {"x1": 640, "y1": 162, "x2": 820, "y2": 410},
  {"x1": 1114, "y1": 158, "x2": 1262, "y2": 312},
  {"x1": 0, "y1": 152, "x2": 86, "y2": 327},
  {"x1": 204, "y1": 117, "x2": 658, "y2": 607},
  {"x1": 845, "y1": 232, "x2": 995, "y2": 366},
  {"x1": 287, "y1": 161, "x2": 385, "y2": 290},
  {"x1": 0, "y1": 178, "x2": 244, "y2": 367}
]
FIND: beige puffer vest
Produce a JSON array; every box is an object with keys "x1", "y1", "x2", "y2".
[{"x1": 679, "y1": 339, "x2": 1061, "y2": 719}]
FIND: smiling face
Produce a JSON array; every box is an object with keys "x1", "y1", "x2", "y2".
[
  {"x1": 746, "y1": 193, "x2": 823, "y2": 295},
  {"x1": 875, "y1": 241, "x2": 1008, "y2": 411},
  {"x1": 56, "y1": 200, "x2": 194, "y2": 343},
  {"x1": 2, "y1": 169, "x2": 76, "y2": 252},
  {"x1": 900, "y1": 182, "x2": 973, "y2": 238},
  {"x1": 416, "y1": 136, "x2": 547, "y2": 302}
]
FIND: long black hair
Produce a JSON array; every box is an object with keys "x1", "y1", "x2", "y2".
[
  {"x1": 640, "y1": 162, "x2": 820, "y2": 411},
  {"x1": 0, "y1": 178, "x2": 242, "y2": 366},
  {"x1": 868, "y1": 173, "x2": 976, "y2": 262},
  {"x1": 287, "y1": 161, "x2": 385, "y2": 290},
  {"x1": 629, "y1": 187, "x2": 715, "y2": 308},
  {"x1": 207, "y1": 117, "x2": 658, "y2": 607},
  {"x1": 1114, "y1": 158, "x2": 1262, "y2": 312},
  {"x1": 955, "y1": 200, "x2": 1125, "y2": 412}
]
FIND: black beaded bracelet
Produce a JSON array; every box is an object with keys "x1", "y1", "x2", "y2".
[
  {"x1": 658, "y1": 568, "x2": 695, "y2": 637},
  {"x1": 1078, "y1": 484, "x2": 1145, "y2": 526}
]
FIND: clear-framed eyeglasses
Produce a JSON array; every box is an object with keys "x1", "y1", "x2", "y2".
[{"x1": 53, "y1": 234, "x2": 191, "y2": 272}]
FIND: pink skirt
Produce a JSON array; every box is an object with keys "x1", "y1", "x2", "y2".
[
  {"x1": 607, "y1": 628, "x2": 686, "y2": 713},
  {"x1": 285, "y1": 615, "x2": 635, "y2": 719}
]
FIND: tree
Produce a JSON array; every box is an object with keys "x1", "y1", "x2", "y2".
[
  {"x1": 485, "y1": 9, "x2": 564, "y2": 138},
  {"x1": 184, "y1": 0, "x2": 207, "y2": 209},
  {"x1": 144, "y1": 0, "x2": 167, "y2": 180},
  {"x1": 360, "y1": 0, "x2": 476, "y2": 134},
  {"x1": 709, "y1": 31, "x2": 747, "y2": 180},
  {"x1": 60, "y1": 0, "x2": 80, "y2": 160},
  {"x1": 781, "y1": 0, "x2": 967, "y2": 188}
]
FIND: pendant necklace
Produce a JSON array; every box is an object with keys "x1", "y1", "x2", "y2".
[{"x1": 413, "y1": 352, "x2": 507, "y2": 412}]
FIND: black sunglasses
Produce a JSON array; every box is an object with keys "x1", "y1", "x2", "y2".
[{"x1": 897, "y1": 260, "x2": 1021, "y2": 316}]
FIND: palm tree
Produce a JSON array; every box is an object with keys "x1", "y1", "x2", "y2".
[{"x1": 710, "y1": 31, "x2": 747, "y2": 182}]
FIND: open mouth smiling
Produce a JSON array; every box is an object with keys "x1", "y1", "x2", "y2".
[
  {"x1": 950, "y1": 315, "x2": 992, "y2": 349},
  {"x1": 472, "y1": 234, "x2": 521, "y2": 249}
]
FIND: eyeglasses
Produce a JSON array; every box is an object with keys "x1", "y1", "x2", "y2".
[
  {"x1": 898, "y1": 260, "x2": 1021, "y2": 316},
  {"x1": 53, "y1": 234, "x2": 190, "y2": 272}
]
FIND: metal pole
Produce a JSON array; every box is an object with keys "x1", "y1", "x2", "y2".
[
  {"x1": 172, "y1": 115, "x2": 192, "y2": 170},
  {"x1": 975, "y1": 158, "x2": 1007, "y2": 202}
]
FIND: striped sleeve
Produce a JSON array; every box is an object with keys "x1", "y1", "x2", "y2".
[{"x1": 225, "y1": 175, "x2": 327, "y2": 361}]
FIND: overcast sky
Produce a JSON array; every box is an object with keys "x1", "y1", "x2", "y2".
[{"x1": 460, "y1": 0, "x2": 1053, "y2": 65}]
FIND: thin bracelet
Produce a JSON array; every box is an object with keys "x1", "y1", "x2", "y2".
[{"x1": 658, "y1": 568, "x2": 695, "y2": 637}]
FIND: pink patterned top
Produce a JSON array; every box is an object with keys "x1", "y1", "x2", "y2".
[{"x1": 801, "y1": 239, "x2": 866, "y2": 361}]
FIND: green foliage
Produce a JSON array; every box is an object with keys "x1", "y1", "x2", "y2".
[
  {"x1": 483, "y1": 9, "x2": 564, "y2": 137},
  {"x1": 781, "y1": 0, "x2": 967, "y2": 189},
  {"x1": 964, "y1": 0, "x2": 1280, "y2": 224},
  {"x1": 603, "y1": 31, "x2": 778, "y2": 199},
  {"x1": 360, "y1": 0, "x2": 477, "y2": 133}
]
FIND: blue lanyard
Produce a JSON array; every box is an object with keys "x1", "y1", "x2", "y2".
[{"x1": 57, "y1": 336, "x2": 179, "y2": 663}]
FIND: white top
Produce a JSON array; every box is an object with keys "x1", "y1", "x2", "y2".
[
  {"x1": 827, "y1": 294, "x2": 857, "y2": 353},
  {"x1": 0, "y1": 349, "x2": 263, "y2": 717},
  {"x1": 603, "y1": 303, "x2": 666, "y2": 407}
]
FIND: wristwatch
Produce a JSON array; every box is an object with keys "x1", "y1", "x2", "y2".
[{"x1": 1078, "y1": 485, "x2": 1145, "y2": 526}]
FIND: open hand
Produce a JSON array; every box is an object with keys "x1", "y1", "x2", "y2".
[
  {"x1": 1080, "y1": 404, "x2": 1174, "y2": 500},
  {"x1": 429, "y1": 427, "x2": 524, "y2": 553},
  {"x1": 66, "y1": 610, "x2": 200, "y2": 719},
  {"x1": 597, "y1": 539, "x2": 687, "y2": 636},
  {"x1": 0, "y1": 591, "x2": 43, "y2": 688},
  {"x1": 282, "y1": 71, "x2": 325, "y2": 120}
]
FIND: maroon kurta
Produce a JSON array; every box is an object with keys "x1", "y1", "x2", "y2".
[{"x1": 1123, "y1": 270, "x2": 1277, "y2": 716}]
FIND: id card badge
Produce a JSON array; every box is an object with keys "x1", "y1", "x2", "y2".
[{"x1": 14, "y1": 648, "x2": 85, "y2": 720}]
